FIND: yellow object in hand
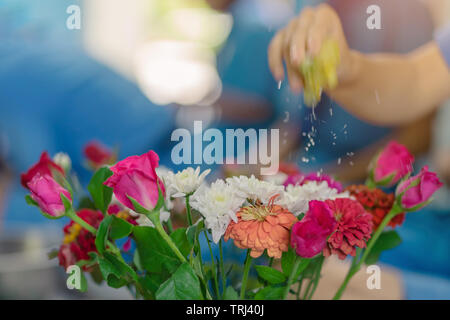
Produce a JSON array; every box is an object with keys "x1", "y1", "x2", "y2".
[{"x1": 300, "y1": 39, "x2": 340, "y2": 107}]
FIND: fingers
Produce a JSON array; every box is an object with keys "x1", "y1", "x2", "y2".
[
  {"x1": 268, "y1": 31, "x2": 285, "y2": 82},
  {"x1": 305, "y1": 6, "x2": 330, "y2": 56},
  {"x1": 289, "y1": 7, "x2": 314, "y2": 66},
  {"x1": 283, "y1": 19, "x2": 304, "y2": 92}
]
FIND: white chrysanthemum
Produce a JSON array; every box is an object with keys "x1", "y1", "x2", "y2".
[
  {"x1": 262, "y1": 172, "x2": 288, "y2": 186},
  {"x1": 226, "y1": 175, "x2": 284, "y2": 204},
  {"x1": 163, "y1": 167, "x2": 211, "y2": 198},
  {"x1": 279, "y1": 181, "x2": 350, "y2": 216},
  {"x1": 190, "y1": 179, "x2": 246, "y2": 243}
]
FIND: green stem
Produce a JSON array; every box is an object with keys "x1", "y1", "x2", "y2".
[
  {"x1": 204, "y1": 230, "x2": 220, "y2": 299},
  {"x1": 296, "y1": 279, "x2": 303, "y2": 300},
  {"x1": 302, "y1": 278, "x2": 314, "y2": 300},
  {"x1": 283, "y1": 258, "x2": 301, "y2": 300},
  {"x1": 66, "y1": 209, "x2": 97, "y2": 235},
  {"x1": 151, "y1": 214, "x2": 187, "y2": 263},
  {"x1": 306, "y1": 256, "x2": 324, "y2": 300},
  {"x1": 240, "y1": 250, "x2": 253, "y2": 300},
  {"x1": 333, "y1": 207, "x2": 401, "y2": 300},
  {"x1": 186, "y1": 195, "x2": 193, "y2": 226},
  {"x1": 268, "y1": 257, "x2": 274, "y2": 268},
  {"x1": 219, "y1": 240, "x2": 226, "y2": 295},
  {"x1": 165, "y1": 219, "x2": 174, "y2": 234}
]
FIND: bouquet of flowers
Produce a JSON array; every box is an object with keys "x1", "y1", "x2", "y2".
[{"x1": 22, "y1": 141, "x2": 442, "y2": 300}]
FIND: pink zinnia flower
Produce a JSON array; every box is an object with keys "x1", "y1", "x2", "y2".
[{"x1": 323, "y1": 198, "x2": 372, "y2": 260}]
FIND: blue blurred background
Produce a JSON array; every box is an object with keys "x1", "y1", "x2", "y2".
[{"x1": 0, "y1": 0, "x2": 448, "y2": 299}]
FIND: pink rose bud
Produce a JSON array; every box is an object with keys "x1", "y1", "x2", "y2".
[
  {"x1": 290, "y1": 200, "x2": 337, "y2": 258},
  {"x1": 396, "y1": 166, "x2": 443, "y2": 209},
  {"x1": 372, "y1": 141, "x2": 414, "y2": 186},
  {"x1": 21, "y1": 152, "x2": 65, "y2": 189},
  {"x1": 104, "y1": 150, "x2": 164, "y2": 211},
  {"x1": 27, "y1": 173, "x2": 72, "y2": 218}
]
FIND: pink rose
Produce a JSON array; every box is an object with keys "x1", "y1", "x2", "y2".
[
  {"x1": 373, "y1": 141, "x2": 414, "y2": 185},
  {"x1": 27, "y1": 173, "x2": 72, "y2": 218},
  {"x1": 104, "y1": 150, "x2": 164, "y2": 211},
  {"x1": 290, "y1": 200, "x2": 337, "y2": 258},
  {"x1": 396, "y1": 166, "x2": 443, "y2": 209}
]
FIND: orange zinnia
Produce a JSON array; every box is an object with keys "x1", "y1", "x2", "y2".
[{"x1": 224, "y1": 195, "x2": 297, "y2": 259}]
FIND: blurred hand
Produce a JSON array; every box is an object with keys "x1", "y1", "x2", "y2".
[{"x1": 268, "y1": 4, "x2": 354, "y2": 93}]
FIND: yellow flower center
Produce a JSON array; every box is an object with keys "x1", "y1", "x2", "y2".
[
  {"x1": 240, "y1": 204, "x2": 275, "y2": 222},
  {"x1": 116, "y1": 211, "x2": 131, "y2": 220},
  {"x1": 63, "y1": 223, "x2": 82, "y2": 244}
]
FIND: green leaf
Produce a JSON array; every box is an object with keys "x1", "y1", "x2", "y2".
[
  {"x1": 254, "y1": 286, "x2": 284, "y2": 300},
  {"x1": 127, "y1": 195, "x2": 151, "y2": 214},
  {"x1": 366, "y1": 230, "x2": 402, "y2": 265},
  {"x1": 87, "y1": 167, "x2": 113, "y2": 214},
  {"x1": 170, "y1": 228, "x2": 193, "y2": 257},
  {"x1": 156, "y1": 263, "x2": 203, "y2": 300},
  {"x1": 281, "y1": 247, "x2": 296, "y2": 276},
  {"x1": 107, "y1": 276, "x2": 128, "y2": 289},
  {"x1": 95, "y1": 214, "x2": 113, "y2": 255},
  {"x1": 294, "y1": 258, "x2": 311, "y2": 279},
  {"x1": 302, "y1": 256, "x2": 322, "y2": 279},
  {"x1": 95, "y1": 251, "x2": 137, "y2": 288},
  {"x1": 187, "y1": 220, "x2": 205, "y2": 255},
  {"x1": 104, "y1": 252, "x2": 138, "y2": 281},
  {"x1": 25, "y1": 195, "x2": 38, "y2": 207},
  {"x1": 79, "y1": 271, "x2": 88, "y2": 292},
  {"x1": 139, "y1": 273, "x2": 166, "y2": 297},
  {"x1": 77, "y1": 196, "x2": 97, "y2": 210},
  {"x1": 110, "y1": 215, "x2": 133, "y2": 240},
  {"x1": 151, "y1": 180, "x2": 166, "y2": 214},
  {"x1": 133, "y1": 249, "x2": 143, "y2": 272},
  {"x1": 255, "y1": 266, "x2": 287, "y2": 285},
  {"x1": 223, "y1": 286, "x2": 239, "y2": 300},
  {"x1": 133, "y1": 226, "x2": 181, "y2": 274},
  {"x1": 61, "y1": 193, "x2": 72, "y2": 212}
]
